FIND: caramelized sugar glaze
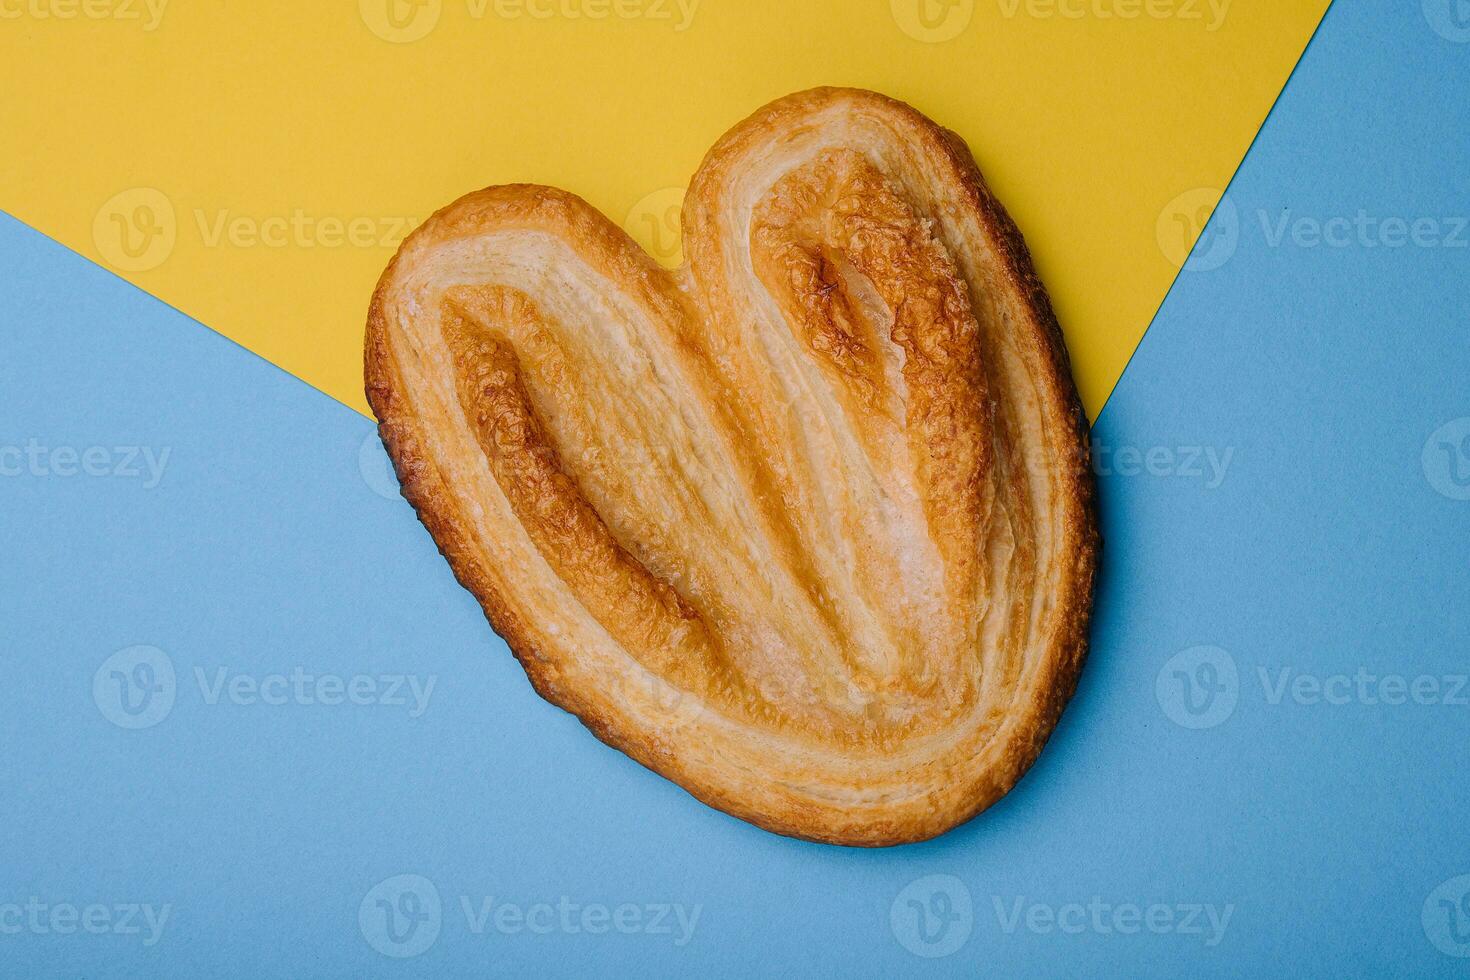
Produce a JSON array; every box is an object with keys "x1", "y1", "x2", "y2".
[{"x1": 366, "y1": 89, "x2": 1097, "y2": 845}]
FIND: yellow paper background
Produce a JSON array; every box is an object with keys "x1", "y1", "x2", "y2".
[{"x1": 0, "y1": 0, "x2": 1329, "y2": 418}]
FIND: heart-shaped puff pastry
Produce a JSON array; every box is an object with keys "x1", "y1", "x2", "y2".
[{"x1": 366, "y1": 88, "x2": 1098, "y2": 846}]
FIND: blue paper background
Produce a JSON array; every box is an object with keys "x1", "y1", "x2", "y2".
[{"x1": 2, "y1": 2, "x2": 1468, "y2": 975}]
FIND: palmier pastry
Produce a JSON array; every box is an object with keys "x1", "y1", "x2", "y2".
[{"x1": 365, "y1": 88, "x2": 1098, "y2": 846}]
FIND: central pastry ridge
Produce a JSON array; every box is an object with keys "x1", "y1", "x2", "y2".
[{"x1": 366, "y1": 87, "x2": 1098, "y2": 846}]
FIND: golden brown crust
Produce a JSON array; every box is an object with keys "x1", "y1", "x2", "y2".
[{"x1": 364, "y1": 87, "x2": 1098, "y2": 846}]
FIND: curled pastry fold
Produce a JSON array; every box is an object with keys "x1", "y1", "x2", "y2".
[{"x1": 366, "y1": 88, "x2": 1098, "y2": 846}]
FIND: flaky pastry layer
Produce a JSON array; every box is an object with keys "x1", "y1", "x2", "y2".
[{"x1": 365, "y1": 88, "x2": 1098, "y2": 846}]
